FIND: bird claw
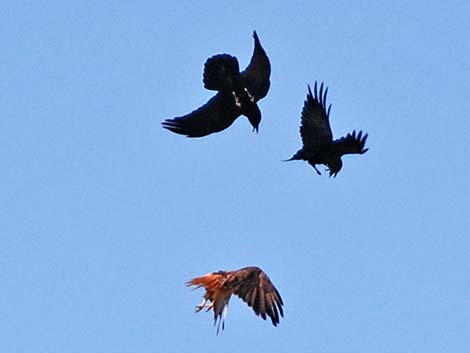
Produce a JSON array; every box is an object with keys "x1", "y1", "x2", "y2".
[
  {"x1": 195, "y1": 298, "x2": 214, "y2": 313},
  {"x1": 244, "y1": 87, "x2": 255, "y2": 102},
  {"x1": 205, "y1": 301, "x2": 214, "y2": 311},
  {"x1": 195, "y1": 299, "x2": 207, "y2": 312},
  {"x1": 233, "y1": 91, "x2": 242, "y2": 108}
]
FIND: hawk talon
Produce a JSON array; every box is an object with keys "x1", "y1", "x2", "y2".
[
  {"x1": 205, "y1": 301, "x2": 214, "y2": 311},
  {"x1": 195, "y1": 299, "x2": 207, "y2": 312}
]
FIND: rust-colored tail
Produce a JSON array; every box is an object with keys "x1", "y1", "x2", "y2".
[
  {"x1": 186, "y1": 272, "x2": 232, "y2": 334},
  {"x1": 186, "y1": 273, "x2": 222, "y2": 291}
]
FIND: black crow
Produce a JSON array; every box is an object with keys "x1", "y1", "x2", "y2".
[
  {"x1": 162, "y1": 31, "x2": 270, "y2": 137},
  {"x1": 285, "y1": 82, "x2": 368, "y2": 177}
]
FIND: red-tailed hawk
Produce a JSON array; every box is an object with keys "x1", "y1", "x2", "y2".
[
  {"x1": 186, "y1": 266, "x2": 284, "y2": 333},
  {"x1": 162, "y1": 31, "x2": 270, "y2": 137},
  {"x1": 284, "y1": 82, "x2": 368, "y2": 177}
]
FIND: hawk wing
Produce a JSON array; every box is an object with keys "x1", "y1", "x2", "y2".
[
  {"x1": 162, "y1": 91, "x2": 240, "y2": 137},
  {"x1": 300, "y1": 82, "x2": 333, "y2": 150},
  {"x1": 332, "y1": 130, "x2": 369, "y2": 156},
  {"x1": 240, "y1": 31, "x2": 271, "y2": 101},
  {"x1": 231, "y1": 266, "x2": 284, "y2": 326}
]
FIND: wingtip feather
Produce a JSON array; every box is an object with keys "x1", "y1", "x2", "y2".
[{"x1": 253, "y1": 30, "x2": 260, "y2": 44}]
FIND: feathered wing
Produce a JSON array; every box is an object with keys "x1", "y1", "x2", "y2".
[
  {"x1": 332, "y1": 130, "x2": 369, "y2": 156},
  {"x1": 300, "y1": 82, "x2": 333, "y2": 150},
  {"x1": 162, "y1": 92, "x2": 239, "y2": 137},
  {"x1": 232, "y1": 267, "x2": 284, "y2": 326},
  {"x1": 203, "y1": 54, "x2": 240, "y2": 91},
  {"x1": 240, "y1": 31, "x2": 271, "y2": 101}
]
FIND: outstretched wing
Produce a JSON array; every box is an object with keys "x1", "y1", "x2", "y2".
[
  {"x1": 162, "y1": 92, "x2": 240, "y2": 137},
  {"x1": 231, "y1": 267, "x2": 284, "y2": 326},
  {"x1": 203, "y1": 54, "x2": 240, "y2": 91},
  {"x1": 240, "y1": 31, "x2": 271, "y2": 101},
  {"x1": 300, "y1": 82, "x2": 333, "y2": 150},
  {"x1": 332, "y1": 130, "x2": 369, "y2": 156}
]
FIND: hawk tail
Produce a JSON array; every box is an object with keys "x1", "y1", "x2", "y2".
[
  {"x1": 187, "y1": 272, "x2": 232, "y2": 333},
  {"x1": 186, "y1": 273, "x2": 221, "y2": 291}
]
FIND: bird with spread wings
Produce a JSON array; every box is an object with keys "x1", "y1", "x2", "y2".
[
  {"x1": 162, "y1": 31, "x2": 270, "y2": 137},
  {"x1": 186, "y1": 266, "x2": 284, "y2": 333},
  {"x1": 284, "y1": 82, "x2": 369, "y2": 177}
]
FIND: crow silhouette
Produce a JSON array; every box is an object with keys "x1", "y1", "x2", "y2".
[
  {"x1": 285, "y1": 82, "x2": 368, "y2": 177},
  {"x1": 162, "y1": 31, "x2": 270, "y2": 137}
]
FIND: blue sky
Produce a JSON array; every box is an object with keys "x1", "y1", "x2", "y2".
[{"x1": 2, "y1": 1, "x2": 470, "y2": 352}]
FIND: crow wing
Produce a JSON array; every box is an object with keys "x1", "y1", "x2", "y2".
[
  {"x1": 240, "y1": 31, "x2": 271, "y2": 101},
  {"x1": 203, "y1": 54, "x2": 240, "y2": 92},
  {"x1": 161, "y1": 92, "x2": 239, "y2": 137},
  {"x1": 332, "y1": 130, "x2": 369, "y2": 156},
  {"x1": 299, "y1": 82, "x2": 333, "y2": 151},
  {"x1": 232, "y1": 267, "x2": 284, "y2": 326}
]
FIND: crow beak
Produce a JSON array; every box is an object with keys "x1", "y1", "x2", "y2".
[{"x1": 253, "y1": 126, "x2": 259, "y2": 134}]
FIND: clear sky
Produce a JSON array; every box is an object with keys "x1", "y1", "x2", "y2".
[{"x1": 2, "y1": 1, "x2": 470, "y2": 352}]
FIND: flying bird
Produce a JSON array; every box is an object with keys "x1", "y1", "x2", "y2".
[
  {"x1": 162, "y1": 31, "x2": 271, "y2": 137},
  {"x1": 186, "y1": 266, "x2": 284, "y2": 333},
  {"x1": 284, "y1": 82, "x2": 368, "y2": 177}
]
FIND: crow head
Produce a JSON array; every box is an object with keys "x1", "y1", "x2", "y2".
[{"x1": 246, "y1": 103, "x2": 261, "y2": 133}]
